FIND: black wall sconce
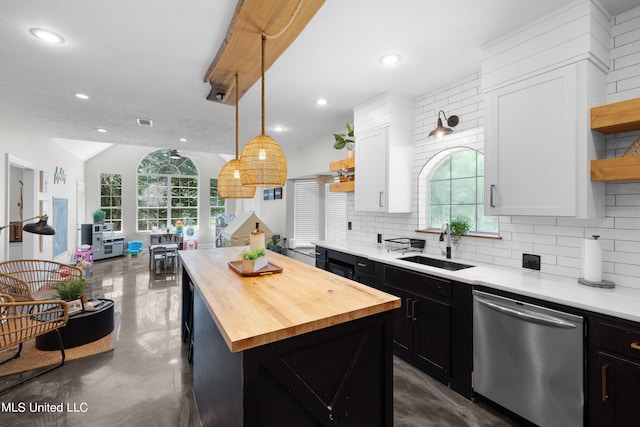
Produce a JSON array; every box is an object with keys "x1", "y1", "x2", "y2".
[{"x1": 428, "y1": 110, "x2": 459, "y2": 138}]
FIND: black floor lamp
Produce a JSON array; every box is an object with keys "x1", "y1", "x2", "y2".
[{"x1": 0, "y1": 215, "x2": 56, "y2": 236}]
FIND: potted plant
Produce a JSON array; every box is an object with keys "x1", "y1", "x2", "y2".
[
  {"x1": 239, "y1": 248, "x2": 267, "y2": 272},
  {"x1": 449, "y1": 215, "x2": 471, "y2": 247},
  {"x1": 266, "y1": 234, "x2": 285, "y2": 254},
  {"x1": 333, "y1": 123, "x2": 355, "y2": 155},
  {"x1": 53, "y1": 278, "x2": 88, "y2": 301},
  {"x1": 92, "y1": 209, "x2": 106, "y2": 223}
]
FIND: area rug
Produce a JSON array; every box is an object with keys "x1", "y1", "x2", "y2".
[{"x1": 0, "y1": 330, "x2": 115, "y2": 378}]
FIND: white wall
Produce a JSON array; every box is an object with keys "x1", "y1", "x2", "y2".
[
  {"x1": 0, "y1": 103, "x2": 85, "y2": 262},
  {"x1": 346, "y1": 5, "x2": 640, "y2": 291}
]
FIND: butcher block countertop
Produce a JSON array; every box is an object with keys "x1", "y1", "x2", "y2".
[{"x1": 179, "y1": 247, "x2": 401, "y2": 353}]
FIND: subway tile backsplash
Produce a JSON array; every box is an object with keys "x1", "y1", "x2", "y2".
[{"x1": 347, "y1": 6, "x2": 640, "y2": 291}]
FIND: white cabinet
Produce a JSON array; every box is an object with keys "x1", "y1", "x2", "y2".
[
  {"x1": 482, "y1": 0, "x2": 609, "y2": 219},
  {"x1": 354, "y1": 127, "x2": 387, "y2": 211},
  {"x1": 353, "y1": 92, "x2": 413, "y2": 213},
  {"x1": 485, "y1": 65, "x2": 577, "y2": 216}
]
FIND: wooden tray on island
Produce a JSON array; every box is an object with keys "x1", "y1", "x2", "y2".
[{"x1": 228, "y1": 260, "x2": 283, "y2": 277}]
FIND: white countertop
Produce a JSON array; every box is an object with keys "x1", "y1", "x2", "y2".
[{"x1": 314, "y1": 240, "x2": 640, "y2": 323}]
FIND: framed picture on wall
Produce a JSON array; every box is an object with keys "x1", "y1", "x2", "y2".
[
  {"x1": 39, "y1": 171, "x2": 49, "y2": 193},
  {"x1": 274, "y1": 187, "x2": 282, "y2": 199},
  {"x1": 53, "y1": 197, "x2": 68, "y2": 258}
]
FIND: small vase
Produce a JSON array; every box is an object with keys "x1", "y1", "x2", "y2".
[{"x1": 346, "y1": 147, "x2": 354, "y2": 158}]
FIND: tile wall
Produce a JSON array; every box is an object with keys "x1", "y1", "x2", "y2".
[{"x1": 347, "y1": 5, "x2": 640, "y2": 290}]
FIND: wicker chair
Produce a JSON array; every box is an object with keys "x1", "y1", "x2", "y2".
[
  {"x1": 0, "y1": 272, "x2": 36, "y2": 302},
  {"x1": 0, "y1": 260, "x2": 82, "y2": 301},
  {"x1": 0, "y1": 293, "x2": 68, "y2": 392}
]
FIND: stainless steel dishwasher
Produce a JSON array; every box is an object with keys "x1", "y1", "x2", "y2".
[{"x1": 473, "y1": 290, "x2": 584, "y2": 427}]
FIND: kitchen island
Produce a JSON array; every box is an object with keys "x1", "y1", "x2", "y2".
[{"x1": 180, "y1": 247, "x2": 401, "y2": 427}]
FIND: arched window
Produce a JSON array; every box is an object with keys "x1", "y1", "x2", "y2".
[
  {"x1": 137, "y1": 149, "x2": 199, "y2": 231},
  {"x1": 418, "y1": 148, "x2": 498, "y2": 234}
]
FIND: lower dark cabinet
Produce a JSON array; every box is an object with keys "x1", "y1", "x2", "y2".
[
  {"x1": 314, "y1": 247, "x2": 472, "y2": 398},
  {"x1": 383, "y1": 265, "x2": 472, "y2": 398},
  {"x1": 588, "y1": 315, "x2": 640, "y2": 427},
  {"x1": 354, "y1": 256, "x2": 376, "y2": 286},
  {"x1": 383, "y1": 283, "x2": 451, "y2": 382}
]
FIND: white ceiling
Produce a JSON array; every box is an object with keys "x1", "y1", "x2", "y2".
[{"x1": 1, "y1": 0, "x2": 638, "y2": 160}]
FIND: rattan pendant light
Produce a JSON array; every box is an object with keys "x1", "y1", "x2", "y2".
[
  {"x1": 239, "y1": 35, "x2": 287, "y2": 187},
  {"x1": 217, "y1": 73, "x2": 256, "y2": 198}
]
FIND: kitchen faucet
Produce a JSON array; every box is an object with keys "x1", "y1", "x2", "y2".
[{"x1": 439, "y1": 222, "x2": 452, "y2": 259}]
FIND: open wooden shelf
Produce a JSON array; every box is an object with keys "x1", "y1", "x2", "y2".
[
  {"x1": 329, "y1": 181, "x2": 354, "y2": 192},
  {"x1": 329, "y1": 157, "x2": 355, "y2": 171},
  {"x1": 591, "y1": 156, "x2": 640, "y2": 182},
  {"x1": 329, "y1": 156, "x2": 355, "y2": 192},
  {"x1": 591, "y1": 97, "x2": 640, "y2": 134},
  {"x1": 590, "y1": 98, "x2": 640, "y2": 182}
]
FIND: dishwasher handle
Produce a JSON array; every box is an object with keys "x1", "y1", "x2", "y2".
[{"x1": 476, "y1": 297, "x2": 578, "y2": 329}]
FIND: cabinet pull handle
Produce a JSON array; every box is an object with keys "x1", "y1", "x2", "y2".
[
  {"x1": 405, "y1": 298, "x2": 412, "y2": 319},
  {"x1": 631, "y1": 342, "x2": 640, "y2": 351},
  {"x1": 379, "y1": 191, "x2": 384, "y2": 207},
  {"x1": 357, "y1": 262, "x2": 367, "y2": 268},
  {"x1": 490, "y1": 184, "x2": 496, "y2": 207},
  {"x1": 411, "y1": 299, "x2": 417, "y2": 322},
  {"x1": 601, "y1": 363, "x2": 608, "y2": 402}
]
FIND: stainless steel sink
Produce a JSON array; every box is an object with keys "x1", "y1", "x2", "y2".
[{"x1": 399, "y1": 255, "x2": 474, "y2": 271}]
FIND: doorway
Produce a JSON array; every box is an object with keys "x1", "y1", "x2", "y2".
[{"x1": 5, "y1": 154, "x2": 37, "y2": 260}]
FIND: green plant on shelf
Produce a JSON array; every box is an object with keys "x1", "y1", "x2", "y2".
[
  {"x1": 92, "y1": 209, "x2": 106, "y2": 223},
  {"x1": 333, "y1": 123, "x2": 355, "y2": 150}
]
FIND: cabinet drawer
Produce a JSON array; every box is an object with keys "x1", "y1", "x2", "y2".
[
  {"x1": 327, "y1": 249, "x2": 355, "y2": 265},
  {"x1": 384, "y1": 266, "x2": 451, "y2": 299},
  {"x1": 594, "y1": 318, "x2": 640, "y2": 361},
  {"x1": 355, "y1": 257, "x2": 375, "y2": 275}
]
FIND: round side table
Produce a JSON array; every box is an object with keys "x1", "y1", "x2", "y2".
[{"x1": 36, "y1": 299, "x2": 115, "y2": 350}]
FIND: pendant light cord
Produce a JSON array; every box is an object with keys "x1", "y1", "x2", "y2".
[
  {"x1": 235, "y1": 72, "x2": 239, "y2": 159},
  {"x1": 260, "y1": 35, "x2": 266, "y2": 135},
  {"x1": 262, "y1": 0, "x2": 304, "y2": 40}
]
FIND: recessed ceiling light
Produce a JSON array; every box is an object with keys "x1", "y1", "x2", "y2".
[
  {"x1": 179, "y1": 138, "x2": 187, "y2": 142},
  {"x1": 75, "y1": 93, "x2": 89, "y2": 100},
  {"x1": 29, "y1": 28, "x2": 65, "y2": 44},
  {"x1": 379, "y1": 53, "x2": 401, "y2": 66},
  {"x1": 315, "y1": 98, "x2": 328, "y2": 106},
  {"x1": 97, "y1": 128, "x2": 107, "y2": 133},
  {"x1": 272, "y1": 125, "x2": 286, "y2": 132}
]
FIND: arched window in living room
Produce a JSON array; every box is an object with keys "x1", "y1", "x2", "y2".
[{"x1": 136, "y1": 149, "x2": 199, "y2": 232}]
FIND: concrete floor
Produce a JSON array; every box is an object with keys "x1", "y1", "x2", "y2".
[{"x1": 1, "y1": 253, "x2": 516, "y2": 426}]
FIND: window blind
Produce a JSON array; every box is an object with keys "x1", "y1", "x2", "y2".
[
  {"x1": 294, "y1": 180, "x2": 320, "y2": 245},
  {"x1": 326, "y1": 186, "x2": 347, "y2": 240}
]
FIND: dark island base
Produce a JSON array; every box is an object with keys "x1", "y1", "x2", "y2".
[{"x1": 194, "y1": 288, "x2": 394, "y2": 427}]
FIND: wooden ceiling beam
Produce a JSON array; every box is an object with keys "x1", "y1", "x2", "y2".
[{"x1": 204, "y1": 0, "x2": 325, "y2": 106}]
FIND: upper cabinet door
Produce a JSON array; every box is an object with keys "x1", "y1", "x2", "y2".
[
  {"x1": 481, "y1": 0, "x2": 609, "y2": 218},
  {"x1": 355, "y1": 127, "x2": 387, "y2": 212},
  {"x1": 484, "y1": 65, "x2": 577, "y2": 216},
  {"x1": 353, "y1": 92, "x2": 413, "y2": 213}
]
